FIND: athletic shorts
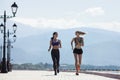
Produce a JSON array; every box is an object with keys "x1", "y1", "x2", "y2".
[{"x1": 73, "y1": 48, "x2": 83, "y2": 54}]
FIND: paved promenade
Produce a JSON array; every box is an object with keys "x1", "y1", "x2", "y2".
[{"x1": 0, "y1": 70, "x2": 119, "y2": 80}]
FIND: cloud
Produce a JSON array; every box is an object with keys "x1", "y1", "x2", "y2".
[
  {"x1": 11, "y1": 17, "x2": 83, "y2": 29},
  {"x1": 11, "y1": 18, "x2": 39, "y2": 27},
  {"x1": 86, "y1": 22, "x2": 120, "y2": 32},
  {"x1": 85, "y1": 7, "x2": 105, "y2": 16},
  {"x1": 11, "y1": 17, "x2": 120, "y2": 32}
]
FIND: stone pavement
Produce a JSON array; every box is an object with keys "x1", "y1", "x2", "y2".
[{"x1": 0, "y1": 70, "x2": 118, "y2": 80}]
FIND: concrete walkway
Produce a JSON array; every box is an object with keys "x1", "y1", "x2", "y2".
[{"x1": 0, "y1": 70, "x2": 118, "y2": 80}]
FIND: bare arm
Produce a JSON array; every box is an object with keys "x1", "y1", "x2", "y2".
[
  {"x1": 81, "y1": 38, "x2": 84, "y2": 46},
  {"x1": 48, "y1": 40, "x2": 52, "y2": 51},
  {"x1": 59, "y1": 40, "x2": 62, "y2": 48},
  {"x1": 71, "y1": 38, "x2": 74, "y2": 50}
]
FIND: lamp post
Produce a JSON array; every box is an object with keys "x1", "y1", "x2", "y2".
[
  {"x1": 0, "y1": 2, "x2": 18, "y2": 73},
  {"x1": 0, "y1": 45, "x2": 2, "y2": 70},
  {"x1": 7, "y1": 28, "x2": 17, "y2": 72},
  {"x1": 0, "y1": 46, "x2": 2, "y2": 62}
]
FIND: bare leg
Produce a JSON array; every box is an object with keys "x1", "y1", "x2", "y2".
[
  {"x1": 78, "y1": 54, "x2": 82, "y2": 72},
  {"x1": 74, "y1": 54, "x2": 79, "y2": 75}
]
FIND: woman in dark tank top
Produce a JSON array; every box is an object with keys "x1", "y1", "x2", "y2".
[
  {"x1": 48, "y1": 32, "x2": 62, "y2": 75},
  {"x1": 71, "y1": 31, "x2": 85, "y2": 75}
]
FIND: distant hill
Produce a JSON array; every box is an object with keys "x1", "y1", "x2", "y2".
[
  {"x1": 10, "y1": 24, "x2": 120, "y2": 66},
  {"x1": 12, "y1": 63, "x2": 120, "y2": 71}
]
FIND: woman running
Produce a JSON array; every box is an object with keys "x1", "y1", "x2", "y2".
[
  {"x1": 48, "y1": 32, "x2": 62, "y2": 75},
  {"x1": 71, "y1": 31, "x2": 85, "y2": 75}
]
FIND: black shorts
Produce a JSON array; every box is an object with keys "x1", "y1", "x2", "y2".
[{"x1": 73, "y1": 48, "x2": 83, "y2": 54}]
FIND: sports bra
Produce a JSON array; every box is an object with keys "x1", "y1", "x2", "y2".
[{"x1": 52, "y1": 39, "x2": 60, "y2": 46}]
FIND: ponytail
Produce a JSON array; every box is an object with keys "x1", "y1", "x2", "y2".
[
  {"x1": 51, "y1": 37, "x2": 54, "y2": 40},
  {"x1": 51, "y1": 32, "x2": 58, "y2": 40}
]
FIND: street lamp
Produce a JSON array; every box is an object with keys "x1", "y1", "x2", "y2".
[
  {"x1": 13, "y1": 35, "x2": 17, "y2": 42},
  {"x1": 11, "y1": 2, "x2": 18, "y2": 17},
  {"x1": 0, "y1": 2, "x2": 18, "y2": 73},
  {"x1": 13, "y1": 23, "x2": 17, "y2": 33},
  {"x1": 0, "y1": 23, "x2": 4, "y2": 33},
  {"x1": 7, "y1": 30, "x2": 17, "y2": 72}
]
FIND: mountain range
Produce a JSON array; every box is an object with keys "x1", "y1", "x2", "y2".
[{"x1": 0, "y1": 21, "x2": 120, "y2": 66}]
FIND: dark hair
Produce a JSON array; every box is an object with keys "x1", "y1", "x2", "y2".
[
  {"x1": 51, "y1": 32, "x2": 58, "y2": 40},
  {"x1": 75, "y1": 31, "x2": 85, "y2": 35}
]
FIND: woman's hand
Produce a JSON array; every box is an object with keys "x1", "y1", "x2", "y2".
[
  {"x1": 48, "y1": 40, "x2": 52, "y2": 52},
  {"x1": 59, "y1": 40, "x2": 62, "y2": 48},
  {"x1": 59, "y1": 46, "x2": 61, "y2": 48},
  {"x1": 71, "y1": 38, "x2": 74, "y2": 50},
  {"x1": 72, "y1": 46, "x2": 74, "y2": 50},
  {"x1": 48, "y1": 48, "x2": 50, "y2": 52}
]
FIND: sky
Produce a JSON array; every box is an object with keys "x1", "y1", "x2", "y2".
[
  {"x1": 0, "y1": 0, "x2": 120, "y2": 65},
  {"x1": 0, "y1": 0, "x2": 120, "y2": 32}
]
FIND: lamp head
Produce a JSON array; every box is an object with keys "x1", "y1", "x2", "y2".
[
  {"x1": 11, "y1": 2, "x2": 18, "y2": 17},
  {"x1": 13, "y1": 35, "x2": 17, "y2": 42},
  {"x1": 13, "y1": 23, "x2": 17, "y2": 33},
  {"x1": 0, "y1": 23, "x2": 4, "y2": 33}
]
